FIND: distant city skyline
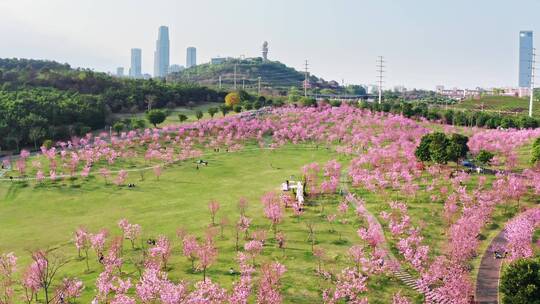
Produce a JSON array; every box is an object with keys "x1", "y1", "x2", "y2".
[{"x1": 1, "y1": 0, "x2": 540, "y2": 89}]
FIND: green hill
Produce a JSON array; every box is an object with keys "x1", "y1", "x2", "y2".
[
  {"x1": 171, "y1": 57, "x2": 340, "y2": 92},
  {"x1": 0, "y1": 58, "x2": 224, "y2": 151}
]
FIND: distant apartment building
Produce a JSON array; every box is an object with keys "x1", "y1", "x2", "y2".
[
  {"x1": 437, "y1": 87, "x2": 489, "y2": 100},
  {"x1": 116, "y1": 67, "x2": 124, "y2": 77},
  {"x1": 130, "y1": 48, "x2": 142, "y2": 78},
  {"x1": 154, "y1": 26, "x2": 170, "y2": 77},
  {"x1": 169, "y1": 64, "x2": 185, "y2": 74},
  {"x1": 186, "y1": 47, "x2": 197, "y2": 68},
  {"x1": 211, "y1": 57, "x2": 227, "y2": 65},
  {"x1": 519, "y1": 31, "x2": 533, "y2": 88},
  {"x1": 393, "y1": 85, "x2": 406, "y2": 93}
]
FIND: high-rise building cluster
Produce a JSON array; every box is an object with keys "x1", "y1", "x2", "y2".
[{"x1": 117, "y1": 26, "x2": 197, "y2": 79}]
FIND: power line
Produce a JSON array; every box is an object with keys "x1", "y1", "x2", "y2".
[{"x1": 376, "y1": 56, "x2": 385, "y2": 104}]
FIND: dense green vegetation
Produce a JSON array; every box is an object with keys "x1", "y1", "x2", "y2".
[
  {"x1": 0, "y1": 58, "x2": 226, "y2": 151},
  {"x1": 500, "y1": 258, "x2": 540, "y2": 304},
  {"x1": 415, "y1": 132, "x2": 469, "y2": 164},
  {"x1": 359, "y1": 99, "x2": 540, "y2": 130}
]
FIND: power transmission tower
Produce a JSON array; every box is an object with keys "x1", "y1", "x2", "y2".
[
  {"x1": 376, "y1": 56, "x2": 385, "y2": 104},
  {"x1": 234, "y1": 63, "x2": 237, "y2": 90},
  {"x1": 304, "y1": 60, "x2": 309, "y2": 97},
  {"x1": 529, "y1": 48, "x2": 536, "y2": 117}
]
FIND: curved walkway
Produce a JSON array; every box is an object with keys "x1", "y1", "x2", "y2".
[{"x1": 475, "y1": 229, "x2": 507, "y2": 304}]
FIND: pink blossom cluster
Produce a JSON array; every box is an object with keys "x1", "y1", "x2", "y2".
[
  {"x1": 118, "y1": 218, "x2": 142, "y2": 248},
  {"x1": 504, "y1": 207, "x2": 540, "y2": 261}
]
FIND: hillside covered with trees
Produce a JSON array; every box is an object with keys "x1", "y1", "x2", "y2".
[
  {"x1": 0, "y1": 58, "x2": 226, "y2": 152},
  {"x1": 170, "y1": 57, "x2": 342, "y2": 93}
]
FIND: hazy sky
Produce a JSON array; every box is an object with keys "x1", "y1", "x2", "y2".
[{"x1": 1, "y1": 0, "x2": 539, "y2": 89}]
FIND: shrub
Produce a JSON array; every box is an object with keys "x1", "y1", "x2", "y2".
[
  {"x1": 531, "y1": 137, "x2": 540, "y2": 165},
  {"x1": 178, "y1": 114, "x2": 188, "y2": 123},
  {"x1": 113, "y1": 122, "x2": 125, "y2": 133},
  {"x1": 300, "y1": 97, "x2": 317, "y2": 107},
  {"x1": 195, "y1": 110, "x2": 203, "y2": 120},
  {"x1": 146, "y1": 109, "x2": 167, "y2": 127},
  {"x1": 330, "y1": 99, "x2": 342, "y2": 107},
  {"x1": 415, "y1": 132, "x2": 467, "y2": 164},
  {"x1": 42, "y1": 139, "x2": 53, "y2": 149},
  {"x1": 501, "y1": 117, "x2": 517, "y2": 129},
  {"x1": 500, "y1": 258, "x2": 540, "y2": 304},
  {"x1": 476, "y1": 150, "x2": 495, "y2": 166},
  {"x1": 225, "y1": 92, "x2": 240, "y2": 107}
]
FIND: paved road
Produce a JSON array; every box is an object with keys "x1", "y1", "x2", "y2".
[{"x1": 475, "y1": 229, "x2": 508, "y2": 304}]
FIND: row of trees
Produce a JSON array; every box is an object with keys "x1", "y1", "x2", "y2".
[{"x1": 360, "y1": 100, "x2": 540, "y2": 130}]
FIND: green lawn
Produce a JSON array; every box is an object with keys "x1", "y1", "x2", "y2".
[
  {"x1": 1, "y1": 123, "x2": 538, "y2": 303},
  {"x1": 451, "y1": 96, "x2": 539, "y2": 116},
  {"x1": 113, "y1": 102, "x2": 227, "y2": 125},
  {"x1": 0, "y1": 145, "x2": 420, "y2": 303}
]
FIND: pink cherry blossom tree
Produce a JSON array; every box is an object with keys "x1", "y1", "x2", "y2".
[
  {"x1": 0, "y1": 252, "x2": 17, "y2": 304},
  {"x1": 208, "y1": 200, "x2": 220, "y2": 226}
]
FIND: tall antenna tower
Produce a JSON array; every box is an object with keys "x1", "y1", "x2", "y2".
[
  {"x1": 376, "y1": 56, "x2": 385, "y2": 104},
  {"x1": 304, "y1": 60, "x2": 309, "y2": 97},
  {"x1": 529, "y1": 48, "x2": 536, "y2": 117}
]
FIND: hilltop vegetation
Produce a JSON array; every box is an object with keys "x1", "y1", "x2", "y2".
[
  {"x1": 0, "y1": 58, "x2": 225, "y2": 151},
  {"x1": 170, "y1": 57, "x2": 341, "y2": 92}
]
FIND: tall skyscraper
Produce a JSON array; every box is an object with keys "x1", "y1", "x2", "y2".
[
  {"x1": 130, "y1": 48, "x2": 142, "y2": 78},
  {"x1": 154, "y1": 26, "x2": 170, "y2": 78},
  {"x1": 186, "y1": 47, "x2": 197, "y2": 68},
  {"x1": 519, "y1": 30, "x2": 533, "y2": 88}
]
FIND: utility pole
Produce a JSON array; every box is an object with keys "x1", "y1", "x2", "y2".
[
  {"x1": 529, "y1": 48, "x2": 536, "y2": 117},
  {"x1": 242, "y1": 78, "x2": 245, "y2": 90},
  {"x1": 219, "y1": 75, "x2": 222, "y2": 89},
  {"x1": 258, "y1": 77, "x2": 262, "y2": 95},
  {"x1": 304, "y1": 59, "x2": 309, "y2": 97},
  {"x1": 234, "y1": 63, "x2": 237, "y2": 90},
  {"x1": 376, "y1": 56, "x2": 385, "y2": 104}
]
